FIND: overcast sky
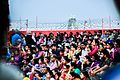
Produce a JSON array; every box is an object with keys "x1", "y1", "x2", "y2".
[{"x1": 9, "y1": 0, "x2": 119, "y2": 23}]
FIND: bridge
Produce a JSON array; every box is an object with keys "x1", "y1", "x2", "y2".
[{"x1": 9, "y1": 18, "x2": 120, "y2": 31}]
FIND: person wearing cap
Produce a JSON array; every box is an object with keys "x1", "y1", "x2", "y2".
[{"x1": 74, "y1": 68, "x2": 81, "y2": 77}]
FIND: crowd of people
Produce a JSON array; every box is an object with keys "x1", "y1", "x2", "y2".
[{"x1": 5, "y1": 29, "x2": 120, "y2": 80}]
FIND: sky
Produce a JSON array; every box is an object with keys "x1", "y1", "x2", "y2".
[{"x1": 9, "y1": 0, "x2": 119, "y2": 23}]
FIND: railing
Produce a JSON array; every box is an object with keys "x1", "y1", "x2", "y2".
[{"x1": 9, "y1": 18, "x2": 120, "y2": 31}]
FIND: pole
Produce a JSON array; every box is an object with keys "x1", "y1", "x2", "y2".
[
  {"x1": 102, "y1": 18, "x2": 104, "y2": 35},
  {"x1": 20, "y1": 17, "x2": 21, "y2": 30},
  {"x1": 36, "y1": 16, "x2": 38, "y2": 28},
  {"x1": 109, "y1": 16, "x2": 111, "y2": 29},
  {"x1": 26, "y1": 19, "x2": 28, "y2": 32},
  {"x1": 89, "y1": 18, "x2": 91, "y2": 28},
  {"x1": 84, "y1": 20, "x2": 87, "y2": 30}
]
